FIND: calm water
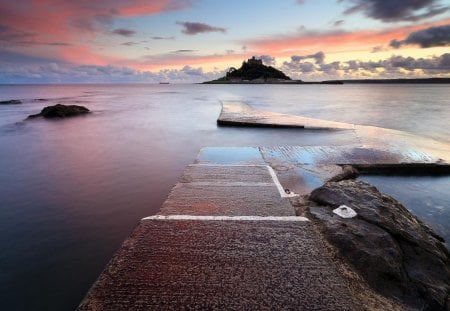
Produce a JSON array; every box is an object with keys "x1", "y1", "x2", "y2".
[{"x1": 0, "y1": 84, "x2": 449, "y2": 310}]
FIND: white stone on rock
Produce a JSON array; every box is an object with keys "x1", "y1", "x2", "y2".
[{"x1": 333, "y1": 205, "x2": 357, "y2": 218}]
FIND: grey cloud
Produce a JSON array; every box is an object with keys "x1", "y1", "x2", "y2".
[
  {"x1": 371, "y1": 45, "x2": 386, "y2": 53},
  {"x1": 0, "y1": 24, "x2": 36, "y2": 45},
  {"x1": 333, "y1": 20, "x2": 344, "y2": 26},
  {"x1": 282, "y1": 60, "x2": 316, "y2": 73},
  {"x1": 390, "y1": 24, "x2": 450, "y2": 48},
  {"x1": 46, "y1": 42, "x2": 71, "y2": 46},
  {"x1": 342, "y1": 0, "x2": 448, "y2": 22},
  {"x1": 257, "y1": 55, "x2": 276, "y2": 66},
  {"x1": 0, "y1": 62, "x2": 225, "y2": 84},
  {"x1": 347, "y1": 54, "x2": 450, "y2": 72},
  {"x1": 112, "y1": 28, "x2": 136, "y2": 37},
  {"x1": 151, "y1": 36, "x2": 175, "y2": 40},
  {"x1": 180, "y1": 65, "x2": 204, "y2": 76},
  {"x1": 280, "y1": 52, "x2": 450, "y2": 80},
  {"x1": 291, "y1": 51, "x2": 325, "y2": 64},
  {"x1": 121, "y1": 42, "x2": 138, "y2": 46},
  {"x1": 172, "y1": 49, "x2": 197, "y2": 53},
  {"x1": 319, "y1": 61, "x2": 342, "y2": 74},
  {"x1": 0, "y1": 25, "x2": 73, "y2": 47},
  {"x1": 176, "y1": 21, "x2": 226, "y2": 35}
]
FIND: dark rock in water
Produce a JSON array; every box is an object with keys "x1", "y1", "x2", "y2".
[
  {"x1": 0, "y1": 99, "x2": 21, "y2": 105},
  {"x1": 27, "y1": 104, "x2": 90, "y2": 119},
  {"x1": 327, "y1": 165, "x2": 359, "y2": 182},
  {"x1": 309, "y1": 180, "x2": 450, "y2": 311}
]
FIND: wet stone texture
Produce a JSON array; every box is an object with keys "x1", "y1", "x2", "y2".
[
  {"x1": 309, "y1": 180, "x2": 450, "y2": 311},
  {"x1": 78, "y1": 219, "x2": 356, "y2": 311}
]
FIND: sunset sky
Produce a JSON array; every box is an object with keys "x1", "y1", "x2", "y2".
[{"x1": 1, "y1": 0, "x2": 449, "y2": 83}]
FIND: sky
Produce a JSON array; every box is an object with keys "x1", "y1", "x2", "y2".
[{"x1": 0, "y1": 0, "x2": 449, "y2": 83}]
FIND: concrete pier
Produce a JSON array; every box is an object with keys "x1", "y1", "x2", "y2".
[
  {"x1": 78, "y1": 162, "x2": 358, "y2": 310},
  {"x1": 78, "y1": 102, "x2": 450, "y2": 310}
]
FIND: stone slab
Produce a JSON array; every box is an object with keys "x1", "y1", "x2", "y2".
[{"x1": 78, "y1": 219, "x2": 356, "y2": 311}]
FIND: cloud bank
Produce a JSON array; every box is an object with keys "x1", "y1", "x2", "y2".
[
  {"x1": 176, "y1": 21, "x2": 226, "y2": 35},
  {"x1": 282, "y1": 52, "x2": 450, "y2": 80},
  {"x1": 391, "y1": 24, "x2": 450, "y2": 48},
  {"x1": 342, "y1": 0, "x2": 448, "y2": 22},
  {"x1": 1, "y1": 52, "x2": 448, "y2": 83}
]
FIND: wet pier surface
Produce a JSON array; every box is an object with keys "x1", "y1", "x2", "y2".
[
  {"x1": 79, "y1": 102, "x2": 450, "y2": 310},
  {"x1": 78, "y1": 162, "x2": 356, "y2": 310}
]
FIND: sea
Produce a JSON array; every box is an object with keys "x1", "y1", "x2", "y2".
[{"x1": 0, "y1": 83, "x2": 449, "y2": 310}]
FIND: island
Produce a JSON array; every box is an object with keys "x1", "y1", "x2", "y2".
[{"x1": 203, "y1": 56, "x2": 342, "y2": 84}]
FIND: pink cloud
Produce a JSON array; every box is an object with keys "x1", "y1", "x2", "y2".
[
  {"x1": 245, "y1": 19, "x2": 450, "y2": 57},
  {"x1": 0, "y1": 0, "x2": 194, "y2": 65}
]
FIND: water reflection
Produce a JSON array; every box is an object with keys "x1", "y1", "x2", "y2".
[{"x1": 0, "y1": 84, "x2": 449, "y2": 310}]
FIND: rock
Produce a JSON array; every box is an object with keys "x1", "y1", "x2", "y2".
[
  {"x1": 0, "y1": 99, "x2": 21, "y2": 105},
  {"x1": 27, "y1": 104, "x2": 90, "y2": 119},
  {"x1": 309, "y1": 180, "x2": 450, "y2": 311},
  {"x1": 327, "y1": 165, "x2": 359, "y2": 182}
]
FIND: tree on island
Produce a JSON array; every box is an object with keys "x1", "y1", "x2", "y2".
[{"x1": 210, "y1": 56, "x2": 291, "y2": 83}]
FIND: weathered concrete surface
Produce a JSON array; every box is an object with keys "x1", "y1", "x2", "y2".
[
  {"x1": 309, "y1": 180, "x2": 450, "y2": 311},
  {"x1": 78, "y1": 156, "x2": 378, "y2": 310},
  {"x1": 160, "y1": 164, "x2": 296, "y2": 216},
  {"x1": 196, "y1": 146, "x2": 450, "y2": 197},
  {"x1": 217, "y1": 101, "x2": 450, "y2": 164},
  {"x1": 218, "y1": 101, "x2": 355, "y2": 129},
  {"x1": 78, "y1": 219, "x2": 358, "y2": 311}
]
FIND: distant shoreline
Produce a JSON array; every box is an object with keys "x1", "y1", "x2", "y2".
[{"x1": 203, "y1": 77, "x2": 450, "y2": 84}]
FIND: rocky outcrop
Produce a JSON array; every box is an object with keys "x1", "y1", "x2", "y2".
[
  {"x1": 309, "y1": 180, "x2": 450, "y2": 311},
  {"x1": 326, "y1": 165, "x2": 359, "y2": 182},
  {"x1": 27, "y1": 104, "x2": 90, "y2": 119},
  {"x1": 205, "y1": 56, "x2": 291, "y2": 83},
  {"x1": 0, "y1": 99, "x2": 21, "y2": 105}
]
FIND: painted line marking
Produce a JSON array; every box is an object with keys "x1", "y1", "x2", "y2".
[
  {"x1": 142, "y1": 215, "x2": 309, "y2": 222},
  {"x1": 266, "y1": 165, "x2": 299, "y2": 198},
  {"x1": 190, "y1": 164, "x2": 299, "y2": 198},
  {"x1": 186, "y1": 182, "x2": 274, "y2": 186}
]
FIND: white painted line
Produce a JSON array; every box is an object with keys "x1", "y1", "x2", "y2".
[
  {"x1": 191, "y1": 164, "x2": 268, "y2": 167},
  {"x1": 266, "y1": 166, "x2": 299, "y2": 198},
  {"x1": 188, "y1": 182, "x2": 274, "y2": 186},
  {"x1": 142, "y1": 215, "x2": 309, "y2": 222},
  {"x1": 190, "y1": 164, "x2": 299, "y2": 198}
]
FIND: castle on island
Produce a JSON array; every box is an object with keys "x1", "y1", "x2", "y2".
[{"x1": 205, "y1": 56, "x2": 292, "y2": 84}]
